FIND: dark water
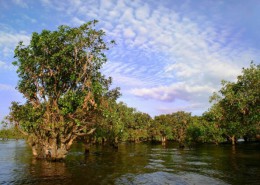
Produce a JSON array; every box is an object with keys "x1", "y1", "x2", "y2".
[{"x1": 0, "y1": 140, "x2": 259, "y2": 185}]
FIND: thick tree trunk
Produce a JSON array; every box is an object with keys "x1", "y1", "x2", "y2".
[{"x1": 27, "y1": 134, "x2": 75, "y2": 161}]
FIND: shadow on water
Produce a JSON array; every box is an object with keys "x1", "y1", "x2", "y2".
[{"x1": 0, "y1": 140, "x2": 259, "y2": 185}]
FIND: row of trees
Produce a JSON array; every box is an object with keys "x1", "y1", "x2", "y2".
[
  {"x1": 86, "y1": 63, "x2": 259, "y2": 148},
  {"x1": 0, "y1": 125, "x2": 25, "y2": 140},
  {"x1": 4, "y1": 21, "x2": 259, "y2": 160}
]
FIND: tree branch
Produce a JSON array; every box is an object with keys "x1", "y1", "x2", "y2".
[{"x1": 75, "y1": 128, "x2": 96, "y2": 136}]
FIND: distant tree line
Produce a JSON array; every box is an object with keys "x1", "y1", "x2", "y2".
[
  {"x1": 0, "y1": 121, "x2": 26, "y2": 140},
  {"x1": 84, "y1": 63, "x2": 259, "y2": 148}
]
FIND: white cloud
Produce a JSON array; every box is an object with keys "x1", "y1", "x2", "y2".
[
  {"x1": 157, "y1": 102, "x2": 205, "y2": 115},
  {"x1": 123, "y1": 28, "x2": 135, "y2": 38},
  {"x1": 12, "y1": 0, "x2": 28, "y2": 8},
  {"x1": 111, "y1": 74, "x2": 144, "y2": 87},
  {"x1": 135, "y1": 4, "x2": 150, "y2": 20},
  {"x1": 0, "y1": 61, "x2": 15, "y2": 71},
  {"x1": 71, "y1": 17, "x2": 85, "y2": 26},
  {"x1": 131, "y1": 82, "x2": 215, "y2": 102},
  {"x1": 23, "y1": 15, "x2": 37, "y2": 23},
  {"x1": 0, "y1": 32, "x2": 30, "y2": 57},
  {"x1": 100, "y1": 0, "x2": 113, "y2": 9},
  {"x1": 0, "y1": 84, "x2": 15, "y2": 91}
]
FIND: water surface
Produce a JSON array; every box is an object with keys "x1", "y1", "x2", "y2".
[{"x1": 0, "y1": 140, "x2": 259, "y2": 185}]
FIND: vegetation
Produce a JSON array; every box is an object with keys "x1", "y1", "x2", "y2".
[
  {"x1": 83, "y1": 62, "x2": 259, "y2": 146},
  {"x1": 206, "y1": 63, "x2": 260, "y2": 144},
  {"x1": 0, "y1": 127, "x2": 25, "y2": 140},
  {"x1": 92, "y1": 102, "x2": 151, "y2": 145},
  {"x1": 4, "y1": 20, "x2": 259, "y2": 161},
  {"x1": 0, "y1": 121, "x2": 25, "y2": 140},
  {"x1": 8, "y1": 20, "x2": 119, "y2": 160}
]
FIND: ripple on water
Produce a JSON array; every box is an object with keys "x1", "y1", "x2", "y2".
[
  {"x1": 116, "y1": 172, "x2": 229, "y2": 185},
  {"x1": 185, "y1": 161, "x2": 208, "y2": 166}
]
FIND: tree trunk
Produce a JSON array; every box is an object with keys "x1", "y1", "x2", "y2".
[
  {"x1": 84, "y1": 142, "x2": 90, "y2": 155},
  {"x1": 112, "y1": 137, "x2": 119, "y2": 149},
  {"x1": 231, "y1": 135, "x2": 236, "y2": 145},
  {"x1": 28, "y1": 134, "x2": 74, "y2": 161},
  {"x1": 256, "y1": 134, "x2": 260, "y2": 141},
  {"x1": 161, "y1": 136, "x2": 166, "y2": 145},
  {"x1": 243, "y1": 136, "x2": 248, "y2": 142}
]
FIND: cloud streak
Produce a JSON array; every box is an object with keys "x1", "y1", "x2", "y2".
[
  {"x1": 0, "y1": 61, "x2": 15, "y2": 71},
  {"x1": 131, "y1": 82, "x2": 215, "y2": 102},
  {"x1": 0, "y1": 84, "x2": 15, "y2": 91}
]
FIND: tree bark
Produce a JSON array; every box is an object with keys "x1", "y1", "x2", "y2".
[
  {"x1": 231, "y1": 135, "x2": 236, "y2": 145},
  {"x1": 27, "y1": 133, "x2": 75, "y2": 161},
  {"x1": 161, "y1": 136, "x2": 166, "y2": 145}
]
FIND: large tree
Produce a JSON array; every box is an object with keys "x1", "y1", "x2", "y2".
[
  {"x1": 9, "y1": 20, "x2": 119, "y2": 160},
  {"x1": 209, "y1": 63, "x2": 260, "y2": 144}
]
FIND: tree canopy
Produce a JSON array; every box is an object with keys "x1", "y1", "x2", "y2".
[
  {"x1": 208, "y1": 62, "x2": 260, "y2": 144},
  {"x1": 9, "y1": 20, "x2": 119, "y2": 160}
]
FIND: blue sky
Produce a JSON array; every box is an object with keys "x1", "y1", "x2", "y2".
[{"x1": 0, "y1": 0, "x2": 260, "y2": 121}]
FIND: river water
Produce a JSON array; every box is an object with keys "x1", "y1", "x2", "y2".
[{"x1": 0, "y1": 140, "x2": 259, "y2": 185}]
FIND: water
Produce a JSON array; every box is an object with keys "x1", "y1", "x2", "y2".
[{"x1": 0, "y1": 140, "x2": 259, "y2": 185}]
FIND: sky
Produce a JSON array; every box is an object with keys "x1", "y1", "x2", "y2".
[{"x1": 0, "y1": 0, "x2": 260, "y2": 121}]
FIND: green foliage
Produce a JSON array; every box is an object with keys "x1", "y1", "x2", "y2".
[
  {"x1": 208, "y1": 62, "x2": 260, "y2": 143},
  {"x1": 153, "y1": 114, "x2": 174, "y2": 140},
  {"x1": 151, "y1": 111, "x2": 192, "y2": 146},
  {"x1": 186, "y1": 116, "x2": 224, "y2": 144},
  {"x1": 9, "y1": 20, "x2": 120, "y2": 159},
  {"x1": 0, "y1": 121, "x2": 25, "y2": 140},
  {"x1": 94, "y1": 102, "x2": 152, "y2": 143},
  {"x1": 9, "y1": 102, "x2": 44, "y2": 133}
]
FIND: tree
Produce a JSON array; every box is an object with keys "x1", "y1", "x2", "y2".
[
  {"x1": 153, "y1": 114, "x2": 173, "y2": 144},
  {"x1": 0, "y1": 119, "x2": 25, "y2": 140},
  {"x1": 131, "y1": 112, "x2": 151, "y2": 142},
  {"x1": 186, "y1": 115, "x2": 224, "y2": 145},
  {"x1": 170, "y1": 111, "x2": 191, "y2": 147},
  {"x1": 94, "y1": 101, "x2": 126, "y2": 147},
  {"x1": 95, "y1": 102, "x2": 152, "y2": 144},
  {"x1": 209, "y1": 63, "x2": 260, "y2": 144},
  {"x1": 9, "y1": 20, "x2": 119, "y2": 160}
]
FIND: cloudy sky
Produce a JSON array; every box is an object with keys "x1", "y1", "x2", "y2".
[{"x1": 0, "y1": 0, "x2": 260, "y2": 120}]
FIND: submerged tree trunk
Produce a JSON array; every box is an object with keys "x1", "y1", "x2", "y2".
[
  {"x1": 84, "y1": 143, "x2": 90, "y2": 155},
  {"x1": 161, "y1": 136, "x2": 166, "y2": 145},
  {"x1": 230, "y1": 135, "x2": 236, "y2": 145},
  {"x1": 27, "y1": 134, "x2": 75, "y2": 161},
  {"x1": 112, "y1": 137, "x2": 119, "y2": 149}
]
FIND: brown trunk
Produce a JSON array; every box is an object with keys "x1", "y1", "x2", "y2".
[
  {"x1": 28, "y1": 134, "x2": 75, "y2": 161},
  {"x1": 84, "y1": 143, "x2": 90, "y2": 154},
  {"x1": 256, "y1": 134, "x2": 260, "y2": 141},
  {"x1": 231, "y1": 135, "x2": 236, "y2": 145},
  {"x1": 31, "y1": 141, "x2": 68, "y2": 160},
  {"x1": 101, "y1": 137, "x2": 106, "y2": 145},
  {"x1": 111, "y1": 137, "x2": 119, "y2": 149},
  {"x1": 161, "y1": 136, "x2": 166, "y2": 145}
]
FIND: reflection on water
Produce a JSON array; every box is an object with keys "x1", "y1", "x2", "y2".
[{"x1": 0, "y1": 140, "x2": 259, "y2": 185}]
